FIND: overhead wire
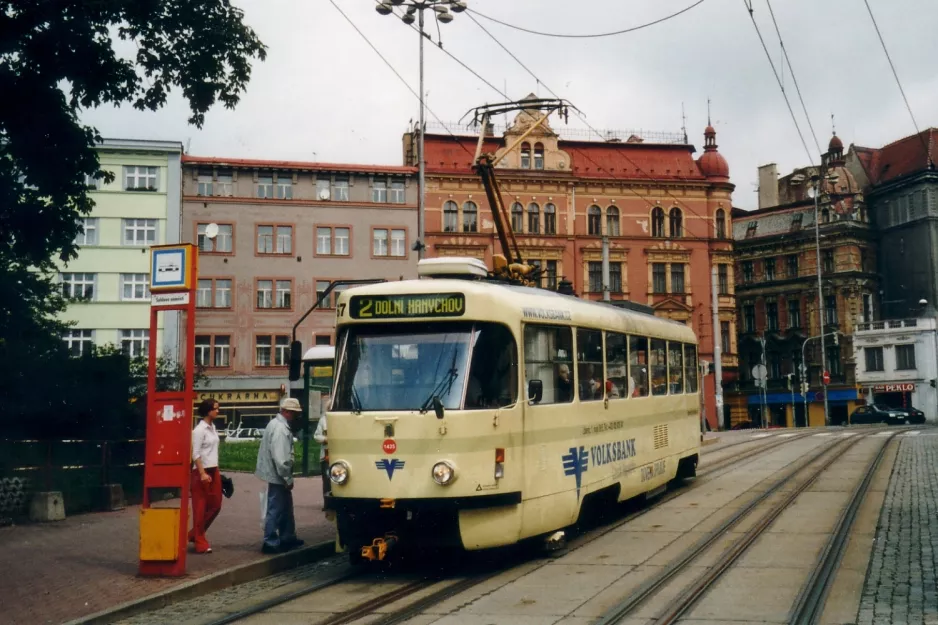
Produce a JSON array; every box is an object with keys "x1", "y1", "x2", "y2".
[
  {"x1": 466, "y1": 1, "x2": 706, "y2": 39},
  {"x1": 763, "y1": 0, "x2": 822, "y2": 155},
  {"x1": 861, "y1": 0, "x2": 932, "y2": 167}
]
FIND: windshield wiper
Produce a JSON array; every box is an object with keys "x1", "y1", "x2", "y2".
[
  {"x1": 351, "y1": 385, "x2": 363, "y2": 415},
  {"x1": 420, "y1": 350, "x2": 459, "y2": 414}
]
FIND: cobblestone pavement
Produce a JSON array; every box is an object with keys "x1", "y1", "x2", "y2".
[
  {"x1": 0, "y1": 475, "x2": 334, "y2": 625},
  {"x1": 858, "y1": 432, "x2": 938, "y2": 625}
]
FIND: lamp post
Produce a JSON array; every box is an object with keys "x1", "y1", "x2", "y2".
[
  {"x1": 376, "y1": 0, "x2": 468, "y2": 260},
  {"x1": 809, "y1": 172, "x2": 833, "y2": 426}
]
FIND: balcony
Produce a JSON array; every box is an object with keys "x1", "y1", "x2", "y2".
[{"x1": 856, "y1": 318, "x2": 920, "y2": 332}]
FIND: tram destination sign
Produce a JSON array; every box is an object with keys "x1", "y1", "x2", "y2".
[{"x1": 349, "y1": 293, "x2": 466, "y2": 319}]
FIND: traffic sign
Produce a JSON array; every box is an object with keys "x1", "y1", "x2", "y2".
[{"x1": 822, "y1": 371, "x2": 830, "y2": 385}]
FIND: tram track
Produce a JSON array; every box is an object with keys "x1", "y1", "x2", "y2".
[{"x1": 591, "y1": 428, "x2": 903, "y2": 625}]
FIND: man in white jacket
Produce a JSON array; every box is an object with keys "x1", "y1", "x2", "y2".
[{"x1": 255, "y1": 398, "x2": 304, "y2": 554}]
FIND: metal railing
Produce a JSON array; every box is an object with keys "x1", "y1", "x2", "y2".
[{"x1": 856, "y1": 318, "x2": 920, "y2": 332}]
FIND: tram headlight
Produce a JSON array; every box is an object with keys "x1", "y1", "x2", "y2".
[
  {"x1": 329, "y1": 461, "x2": 350, "y2": 485},
  {"x1": 431, "y1": 461, "x2": 456, "y2": 486}
]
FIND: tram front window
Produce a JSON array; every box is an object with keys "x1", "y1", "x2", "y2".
[{"x1": 333, "y1": 322, "x2": 516, "y2": 412}]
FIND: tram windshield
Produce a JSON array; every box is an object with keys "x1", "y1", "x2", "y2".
[{"x1": 333, "y1": 322, "x2": 517, "y2": 412}]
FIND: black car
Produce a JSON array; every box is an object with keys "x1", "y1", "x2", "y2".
[
  {"x1": 849, "y1": 404, "x2": 909, "y2": 426},
  {"x1": 906, "y1": 406, "x2": 926, "y2": 424}
]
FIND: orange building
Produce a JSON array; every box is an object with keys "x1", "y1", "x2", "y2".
[{"x1": 405, "y1": 101, "x2": 738, "y2": 428}]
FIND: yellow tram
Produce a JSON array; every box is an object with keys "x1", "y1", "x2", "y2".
[{"x1": 325, "y1": 257, "x2": 701, "y2": 562}]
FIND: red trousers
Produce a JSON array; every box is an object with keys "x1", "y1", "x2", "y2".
[{"x1": 189, "y1": 467, "x2": 222, "y2": 552}]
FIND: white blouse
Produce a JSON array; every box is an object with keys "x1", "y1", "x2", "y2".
[{"x1": 192, "y1": 420, "x2": 220, "y2": 469}]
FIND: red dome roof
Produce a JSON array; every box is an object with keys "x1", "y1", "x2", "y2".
[
  {"x1": 698, "y1": 150, "x2": 730, "y2": 179},
  {"x1": 829, "y1": 134, "x2": 844, "y2": 151}
]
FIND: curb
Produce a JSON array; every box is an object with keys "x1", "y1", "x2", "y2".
[
  {"x1": 63, "y1": 540, "x2": 336, "y2": 625},
  {"x1": 701, "y1": 436, "x2": 720, "y2": 447}
]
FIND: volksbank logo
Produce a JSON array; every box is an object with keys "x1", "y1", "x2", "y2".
[
  {"x1": 562, "y1": 446, "x2": 589, "y2": 499},
  {"x1": 375, "y1": 459, "x2": 405, "y2": 480}
]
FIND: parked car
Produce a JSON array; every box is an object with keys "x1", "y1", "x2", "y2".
[
  {"x1": 906, "y1": 406, "x2": 926, "y2": 424},
  {"x1": 849, "y1": 404, "x2": 910, "y2": 426}
]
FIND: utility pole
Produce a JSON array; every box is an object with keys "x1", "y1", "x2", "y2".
[
  {"x1": 760, "y1": 332, "x2": 768, "y2": 427},
  {"x1": 811, "y1": 174, "x2": 830, "y2": 425},
  {"x1": 711, "y1": 265, "x2": 724, "y2": 430}
]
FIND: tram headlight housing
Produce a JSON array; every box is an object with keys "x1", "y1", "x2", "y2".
[
  {"x1": 431, "y1": 461, "x2": 456, "y2": 486},
  {"x1": 329, "y1": 461, "x2": 350, "y2": 485}
]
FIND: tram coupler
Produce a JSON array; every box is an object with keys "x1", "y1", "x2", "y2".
[{"x1": 360, "y1": 533, "x2": 399, "y2": 562}]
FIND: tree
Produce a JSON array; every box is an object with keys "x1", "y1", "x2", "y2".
[{"x1": 0, "y1": 0, "x2": 267, "y2": 363}]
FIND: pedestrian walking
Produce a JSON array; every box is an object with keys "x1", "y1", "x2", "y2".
[
  {"x1": 313, "y1": 413, "x2": 330, "y2": 508},
  {"x1": 189, "y1": 398, "x2": 222, "y2": 554},
  {"x1": 256, "y1": 397, "x2": 305, "y2": 554}
]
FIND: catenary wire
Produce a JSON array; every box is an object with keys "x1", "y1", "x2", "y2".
[
  {"x1": 763, "y1": 0, "x2": 822, "y2": 155},
  {"x1": 466, "y1": 1, "x2": 706, "y2": 39},
  {"x1": 861, "y1": 0, "x2": 932, "y2": 167}
]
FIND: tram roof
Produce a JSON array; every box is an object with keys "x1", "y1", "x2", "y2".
[{"x1": 337, "y1": 278, "x2": 697, "y2": 343}]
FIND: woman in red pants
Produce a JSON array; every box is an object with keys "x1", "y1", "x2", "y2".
[{"x1": 189, "y1": 398, "x2": 222, "y2": 554}]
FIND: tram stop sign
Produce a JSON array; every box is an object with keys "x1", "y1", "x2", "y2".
[{"x1": 822, "y1": 371, "x2": 831, "y2": 385}]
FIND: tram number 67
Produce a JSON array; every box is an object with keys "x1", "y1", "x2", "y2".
[{"x1": 641, "y1": 460, "x2": 666, "y2": 483}]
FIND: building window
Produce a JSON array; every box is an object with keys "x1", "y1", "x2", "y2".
[
  {"x1": 216, "y1": 172, "x2": 233, "y2": 197},
  {"x1": 120, "y1": 329, "x2": 149, "y2": 358},
  {"x1": 256, "y1": 175, "x2": 273, "y2": 199},
  {"x1": 75, "y1": 218, "x2": 98, "y2": 245},
  {"x1": 821, "y1": 208, "x2": 830, "y2": 224},
  {"x1": 588, "y1": 205, "x2": 601, "y2": 235},
  {"x1": 520, "y1": 142, "x2": 531, "y2": 169},
  {"x1": 715, "y1": 209, "x2": 726, "y2": 239},
  {"x1": 197, "y1": 223, "x2": 233, "y2": 253},
  {"x1": 315, "y1": 226, "x2": 350, "y2": 256},
  {"x1": 123, "y1": 219, "x2": 157, "y2": 246},
  {"x1": 256, "y1": 279, "x2": 292, "y2": 309},
  {"x1": 742, "y1": 261, "x2": 753, "y2": 283},
  {"x1": 588, "y1": 262, "x2": 602, "y2": 293},
  {"x1": 462, "y1": 201, "x2": 478, "y2": 233},
  {"x1": 373, "y1": 228, "x2": 407, "y2": 257},
  {"x1": 721, "y1": 321, "x2": 731, "y2": 354},
  {"x1": 545, "y1": 260, "x2": 558, "y2": 290},
  {"x1": 315, "y1": 335, "x2": 332, "y2": 346},
  {"x1": 671, "y1": 264, "x2": 685, "y2": 293},
  {"x1": 84, "y1": 174, "x2": 100, "y2": 190},
  {"x1": 862, "y1": 293, "x2": 874, "y2": 323},
  {"x1": 896, "y1": 344, "x2": 916, "y2": 370},
  {"x1": 743, "y1": 304, "x2": 756, "y2": 333},
  {"x1": 746, "y1": 220, "x2": 758, "y2": 238},
  {"x1": 197, "y1": 173, "x2": 213, "y2": 196},
  {"x1": 195, "y1": 335, "x2": 230, "y2": 368},
  {"x1": 652, "y1": 207, "x2": 665, "y2": 237},
  {"x1": 314, "y1": 281, "x2": 349, "y2": 310},
  {"x1": 373, "y1": 180, "x2": 387, "y2": 203},
  {"x1": 528, "y1": 203, "x2": 540, "y2": 234},
  {"x1": 389, "y1": 179, "x2": 405, "y2": 203},
  {"x1": 196, "y1": 280, "x2": 212, "y2": 308},
  {"x1": 826, "y1": 345, "x2": 841, "y2": 376},
  {"x1": 669, "y1": 208, "x2": 683, "y2": 238},
  {"x1": 257, "y1": 225, "x2": 293, "y2": 255},
  {"x1": 766, "y1": 301, "x2": 778, "y2": 331},
  {"x1": 120, "y1": 274, "x2": 150, "y2": 301},
  {"x1": 610, "y1": 263, "x2": 622, "y2": 293},
  {"x1": 824, "y1": 295, "x2": 838, "y2": 325},
  {"x1": 718, "y1": 265, "x2": 729, "y2": 295},
  {"x1": 63, "y1": 329, "x2": 94, "y2": 357},
  {"x1": 511, "y1": 202, "x2": 524, "y2": 233},
  {"x1": 823, "y1": 249, "x2": 834, "y2": 273},
  {"x1": 791, "y1": 213, "x2": 803, "y2": 231},
  {"x1": 443, "y1": 201, "x2": 458, "y2": 232},
  {"x1": 606, "y1": 207, "x2": 620, "y2": 236},
  {"x1": 544, "y1": 203, "x2": 557, "y2": 235},
  {"x1": 788, "y1": 254, "x2": 799, "y2": 278},
  {"x1": 197, "y1": 278, "x2": 232, "y2": 309},
  {"x1": 255, "y1": 335, "x2": 290, "y2": 367},
  {"x1": 765, "y1": 258, "x2": 776, "y2": 281},
  {"x1": 652, "y1": 263, "x2": 667, "y2": 294},
  {"x1": 788, "y1": 299, "x2": 801, "y2": 329},
  {"x1": 533, "y1": 143, "x2": 545, "y2": 170},
  {"x1": 332, "y1": 177, "x2": 349, "y2": 201},
  {"x1": 864, "y1": 347, "x2": 884, "y2": 372},
  {"x1": 275, "y1": 176, "x2": 293, "y2": 200},
  {"x1": 61, "y1": 273, "x2": 95, "y2": 300},
  {"x1": 316, "y1": 178, "x2": 330, "y2": 199},
  {"x1": 124, "y1": 166, "x2": 158, "y2": 191},
  {"x1": 768, "y1": 352, "x2": 781, "y2": 379}
]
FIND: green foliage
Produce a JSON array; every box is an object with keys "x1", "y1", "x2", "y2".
[{"x1": 219, "y1": 440, "x2": 319, "y2": 474}]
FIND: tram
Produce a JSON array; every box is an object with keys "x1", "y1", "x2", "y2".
[{"x1": 325, "y1": 257, "x2": 701, "y2": 562}]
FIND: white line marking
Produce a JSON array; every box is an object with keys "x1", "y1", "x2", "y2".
[
  {"x1": 779, "y1": 433, "x2": 798, "y2": 438},
  {"x1": 841, "y1": 432, "x2": 857, "y2": 437},
  {"x1": 752, "y1": 433, "x2": 771, "y2": 439},
  {"x1": 814, "y1": 433, "x2": 832, "y2": 437},
  {"x1": 904, "y1": 431, "x2": 921, "y2": 437},
  {"x1": 875, "y1": 431, "x2": 893, "y2": 437}
]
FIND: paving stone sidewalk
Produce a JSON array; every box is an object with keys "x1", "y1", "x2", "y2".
[
  {"x1": 0, "y1": 474, "x2": 335, "y2": 625},
  {"x1": 858, "y1": 433, "x2": 938, "y2": 625}
]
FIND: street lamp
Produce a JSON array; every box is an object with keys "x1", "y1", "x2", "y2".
[
  {"x1": 808, "y1": 171, "x2": 836, "y2": 426},
  {"x1": 376, "y1": 0, "x2": 469, "y2": 259}
]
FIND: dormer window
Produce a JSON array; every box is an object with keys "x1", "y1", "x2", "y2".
[
  {"x1": 790, "y1": 213, "x2": 803, "y2": 231},
  {"x1": 534, "y1": 143, "x2": 545, "y2": 170},
  {"x1": 520, "y1": 143, "x2": 531, "y2": 169},
  {"x1": 745, "y1": 220, "x2": 758, "y2": 238}
]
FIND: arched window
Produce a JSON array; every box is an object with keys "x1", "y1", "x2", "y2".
[
  {"x1": 443, "y1": 200, "x2": 458, "y2": 233},
  {"x1": 606, "y1": 206, "x2": 620, "y2": 236},
  {"x1": 544, "y1": 203, "x2": 557, "y2": 235},
  {"x1": 652, "y1": 207, "x2": 665, "y2": 237},
  {"x1": 534, "y1": 143, "x2": 545, "y2": 170},
  {"x1": 462, "y1": 201, "x2": 478, "y2": 233},
  {"x1": 520, "y1": 143, "x2": 531, "y2": 169},
  {"x1": 669, "y1": 207, "x2": 683, "y2": 238},
  {"x1": 821, "y1": 208, "x2": 830, "y2": 224},
  {"x1": 715, "y1": 208, "x2": 726, "y2": 239},
  {"x1": 588, "y1": 205, "x2": 602, "y2": 235},
  {"x1": 511, "y1": 202, "x2": 524, "y2": 233},
  {"x1": 528, "y1": 203, "x2": 540, "y2": 234}
]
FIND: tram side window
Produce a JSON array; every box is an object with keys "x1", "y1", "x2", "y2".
[
  {"x1": 684, "y1": 344, "x2": 698, "y2": 393},
  {"x1": 650, "y1": 338, "x2": 668, "y2": 396},
  {"x1": 523, "y1": 325, "x2": 574, "y2": 404},
  {"x1": 465, "y1": 323, "x2": 518, "y2": 409},
  {"x1": 629, "y1": 336, "x2": 649, "y2": 397},
  {"x1": 668, "y1": 342, "x2": 685, "y2": 394},
  {"x1": 605, "y1": 332, "x2": 628, "y2": 400},
  {"x1": 577, "y1": 328, "x2": 604, "y2": 401}
]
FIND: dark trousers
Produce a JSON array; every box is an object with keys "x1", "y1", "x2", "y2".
[
  {"x1": 189, "y1": 467, "x2": 222, "y2": 553},
  {"x1": 263, "y1": 483, "x2": 297, "y2": 549}
]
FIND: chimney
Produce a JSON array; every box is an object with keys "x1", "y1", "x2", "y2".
[{"x1": 758, "y1": 163, "x2": 779, "y2": 209}]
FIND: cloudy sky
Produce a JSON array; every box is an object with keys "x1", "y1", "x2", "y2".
[{"x1": 82, "y1": 0, "x2": 938, "y2": 210}]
